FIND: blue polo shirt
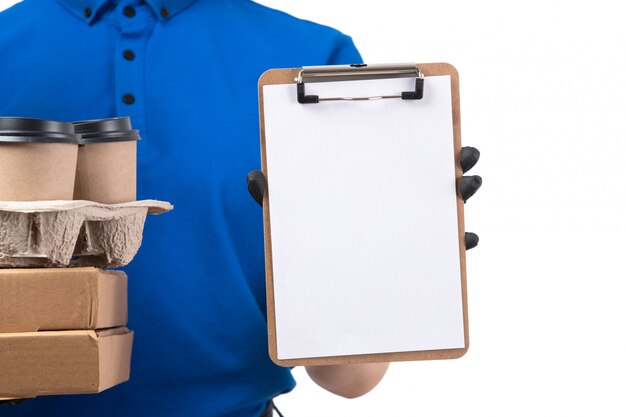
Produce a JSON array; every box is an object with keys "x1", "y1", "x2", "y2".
[{"x1": 0, "y1": 1, "x2": 361, "y2": 416}]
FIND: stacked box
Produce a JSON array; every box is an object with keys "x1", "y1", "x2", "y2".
[
  {"x1": 0, "y1": 117, "x2": 171, "y2": 400},
  {"x1": 0, "y1": 268, "x2": 133, "y2": 400}
]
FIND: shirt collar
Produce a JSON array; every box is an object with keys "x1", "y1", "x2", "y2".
[{"x1": 58, "y1": 0, "x2": 197, "y2": 24}]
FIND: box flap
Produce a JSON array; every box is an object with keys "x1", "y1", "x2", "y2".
[
  {"x1": 96, "y1": 270, "x2": 128, "y2": 329},
  {"x1": 97, "y1": 329, "x2": 133, "y2": 390}
]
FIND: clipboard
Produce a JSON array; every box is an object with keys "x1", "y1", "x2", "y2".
[{"x1": 258, "y1": 63, "x2": 468, "y2": 366}]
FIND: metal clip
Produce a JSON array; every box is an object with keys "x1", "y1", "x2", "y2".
[{"x1": 295, "y1": 63, "x2": 424, "y2": 104}]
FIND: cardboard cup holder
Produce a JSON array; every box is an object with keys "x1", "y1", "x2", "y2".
[{"x1": 0, "y1": 200, "x2": 172, "y2": 268}]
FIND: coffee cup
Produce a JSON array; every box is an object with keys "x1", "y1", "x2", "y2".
[
  {"x1": 73, "y1": 117, "x2": 140, "y2": 203},
  {"x1": 0, "y1": 117, "x2": 78, "y2": 201}
]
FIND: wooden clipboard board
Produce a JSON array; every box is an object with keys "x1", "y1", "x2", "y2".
[{"x1": 259, "y1": 63, "x2": 468, "y2": 366}]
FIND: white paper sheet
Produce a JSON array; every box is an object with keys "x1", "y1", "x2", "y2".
[{"x1": 263, "y1": 76, "x2": 464, "y2": 360}]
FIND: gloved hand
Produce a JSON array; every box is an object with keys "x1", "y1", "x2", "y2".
[{"x1": 248, "y1": 146, "x2": 482, "y2": 249}]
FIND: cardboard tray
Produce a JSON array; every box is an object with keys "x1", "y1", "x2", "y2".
[
  {"x1": 0, "y1": 327, "x2": 133, "y2": 399},
  {"x1": 0, "y1": 200, "x2": 172, "y2": 268},
  {"x1": 0, "y1": 267, "x2": 127, "y2": 333}
]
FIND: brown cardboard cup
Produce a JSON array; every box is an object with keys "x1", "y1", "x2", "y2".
[
  {"x1": 0, "y1": 118, "x2": 78, "y2": 201},
  {"x1": 73, "y1": 117, "x2": 140, "y2": 204}
]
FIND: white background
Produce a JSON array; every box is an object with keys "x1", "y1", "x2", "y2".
[{"x1": 2, "y1": 0, "x2": 625, "y2": 415}]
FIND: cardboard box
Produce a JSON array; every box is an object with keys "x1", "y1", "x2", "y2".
[
  {"x1": 0, "y1": 327, "x2": 133, "y2": 399},
  {"x1": 0, "y1": 268, "x2": 127, "y2": 333}
]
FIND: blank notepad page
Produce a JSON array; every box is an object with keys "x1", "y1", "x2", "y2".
[{"x1": 263, "y1": 76, "x2": 464, "y2": 360}]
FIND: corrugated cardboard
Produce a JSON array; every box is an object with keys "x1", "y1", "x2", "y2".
[
  {"x1": 0, "y1": 268, "x2": 127, "y2": 333},
  {"x1": 0, "y1": 327, "x2": 133, "y2": 399}
]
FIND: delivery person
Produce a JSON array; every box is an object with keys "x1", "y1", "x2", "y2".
[{"x1": 0, "y1": 0, "x2": 481, "y2": 416}]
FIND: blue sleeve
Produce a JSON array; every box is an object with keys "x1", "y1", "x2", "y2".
[{"x1": 327, "y1": 34, "x2": 363, "y2": 65}]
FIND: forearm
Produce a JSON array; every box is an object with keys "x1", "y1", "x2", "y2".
[{"x1": 305, "y1": 362, "x2": 389, "y2": 398}]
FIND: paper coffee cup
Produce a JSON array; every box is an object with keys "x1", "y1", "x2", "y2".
[
  {"x1": 0, "y1": 117, "x2": 79, "y2": 201},
  {"x1": 73, "y1": 117, "x2": 140, "y2": 204}
]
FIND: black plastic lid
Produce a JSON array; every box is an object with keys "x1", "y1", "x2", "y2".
[
  {"x1": 0, "y1": 117, "x2": 77, "y2": 144},
  {"x1": 72, "y1": 117, "x2": 141, "y2": 144}
]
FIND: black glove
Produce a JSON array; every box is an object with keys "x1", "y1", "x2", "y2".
[{"x1": 248, "y1": 146, "x2": 481, "y2": 249}]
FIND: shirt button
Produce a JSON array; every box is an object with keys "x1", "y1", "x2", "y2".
[
  {"x1": 123, "y1": 49, "x2": 135, "y2": 61},
  {"x1": 122, "y1": 94, "x2": 135, "y2": 105},
  {"x1": 123, "y1": 6, "x2": 136, "y2": 17},
  {"x1": 84, "y1": 7, "x2": 92, "y2": 18},
  {"x1": 160, "y1": 7, "x2": 169, "y2": 18}
]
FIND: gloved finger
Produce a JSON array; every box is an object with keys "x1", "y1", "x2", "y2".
[
  {"x1": 460, "y1": 146, "x2": 480, "y2": 173},
  {"x1": 460, "y1": 175, "x2": 482, "y2": 202},
  {"x1": 465, "y1": 232, "x2": 479, "y2": 250},
  {"x1": 0, "y1": 399, "x2": 27, "y2": 406},
  {"x1": 247, "y1": 170, "x2": 266, "y2": 206}
]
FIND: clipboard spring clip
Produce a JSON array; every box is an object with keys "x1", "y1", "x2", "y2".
[{"x1": 295, "y1": 63, "x2": 424, "y2": 104}]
